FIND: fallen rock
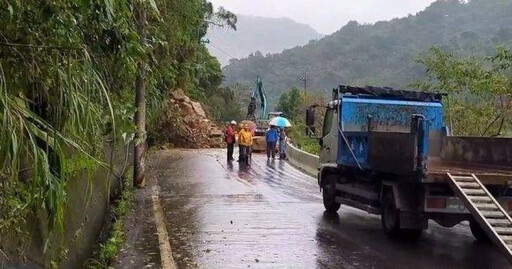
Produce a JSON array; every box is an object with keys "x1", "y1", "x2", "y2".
[
  {"x1": 209, "y1": 129, "x2": 223, "y2": 137},
  {"x1": 191, "y1": 101, "x2": 207, "y2": 118},
  {"x1": 154, "y1": 89, "x2": 225, "y2": 149},
  {"x1": 178, "y1": 101, "x2": 195, "y2": 116},
  {"x1": 170, "y1": 89, "x2": 190, "y2": 103}
]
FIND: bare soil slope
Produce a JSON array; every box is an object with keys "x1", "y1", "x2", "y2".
[{"x1": 154, "y1": 89, "x2": 224, "y2": 149}]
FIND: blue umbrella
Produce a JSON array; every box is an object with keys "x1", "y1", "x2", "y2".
[{"x1": 269, "y1": 116, "x2": 292, "y2": 127}]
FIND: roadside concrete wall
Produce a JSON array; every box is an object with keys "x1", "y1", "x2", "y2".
[
  {"x1": 286, "y1": 142, "x2": 319, "y2": 177},
  {"x1": 441, "y1": 137, "x2": 512, "y2": 167},
  {"x1": 1, "y1": 143, "x2": 132, "y2": 269}
]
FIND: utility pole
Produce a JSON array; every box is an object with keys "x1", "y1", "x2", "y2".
[
  {"x1": 298, "y1": 71, "x2": 307, "y2": 94},
  {"x1": 134, "y1": 4, "x2": 147, "y2": 188}
]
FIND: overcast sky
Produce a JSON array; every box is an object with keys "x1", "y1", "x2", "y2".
[{"x1": 209, "y1": 0, "x2": 438, "y2": 34}]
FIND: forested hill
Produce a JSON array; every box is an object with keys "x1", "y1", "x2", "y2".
[
  {"x1": 207, "y1": 15, "x2": 323, "y2": 66},
  {"x1": 222, "y1": 0, "x2": 512, "y2": 104}
]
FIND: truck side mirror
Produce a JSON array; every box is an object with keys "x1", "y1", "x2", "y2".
[{"x1": 306, "y1": 107, "x2": 316, "y2": 127}]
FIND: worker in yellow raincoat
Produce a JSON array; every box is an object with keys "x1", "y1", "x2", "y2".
[{"x1": 238, "y1": 124, "x2": 253, "y2": 166}]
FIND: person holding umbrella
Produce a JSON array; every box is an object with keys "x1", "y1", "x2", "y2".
[
  {"x1": 267, "y1": 116, "x2": 291, "y2": 160},
  {"x1": 265, "y1": 125, "x2": 279, "y2": 159}
]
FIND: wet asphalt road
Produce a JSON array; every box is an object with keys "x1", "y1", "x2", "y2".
[{"x1": 152, "y1": 149, "x2": 511, "y2": 269}]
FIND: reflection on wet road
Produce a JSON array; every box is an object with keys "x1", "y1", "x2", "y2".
[{"x1": 153, "y1": 149, "x2": 510, "y2": 269}]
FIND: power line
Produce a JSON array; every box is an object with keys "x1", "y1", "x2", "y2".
[{"x1": 208, "y1": 42, "x2": 236, "y2": 59}]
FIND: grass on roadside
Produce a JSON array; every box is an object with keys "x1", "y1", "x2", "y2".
[
  {"x1": 87, "y1": 179, "x2": 134, "y2": 269},
  {"x1": 288, "y1": 122, "x2": 321, "y2": 155}
]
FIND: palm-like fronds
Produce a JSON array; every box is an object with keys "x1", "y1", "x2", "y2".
[
  {"x1": 0, "y1": 49, "x2": 114, "y2": 238},
  {"x1": 0, "y1": 0, "x2": 231, "y2": 257}
]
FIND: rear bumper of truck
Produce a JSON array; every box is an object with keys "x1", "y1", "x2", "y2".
[{"x1": 424, "y1": 184, "x2": 512, "y2": 216}]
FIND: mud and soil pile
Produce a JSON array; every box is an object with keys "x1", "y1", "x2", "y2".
[{"x1": 153, "y1": 89, "x2": 224, "y2": 149}]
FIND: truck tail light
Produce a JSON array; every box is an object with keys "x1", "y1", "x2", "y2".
[
  {"x1": 427, "y1": 197, "x2": 447, "y2": 209},
  {"x1": 507, "y1": 200, "x2": 512, "y2": 212}
]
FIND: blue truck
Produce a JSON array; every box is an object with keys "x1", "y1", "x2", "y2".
[{"x1": 306, "y1": 85, "x2": 512, "y2": 261}]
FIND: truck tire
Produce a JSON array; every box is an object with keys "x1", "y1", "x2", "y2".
[
  {"x1": 381, "y1": 190, "x2": 423, "y2": 240},
  {"x1": 470, "y1": 218, "x2": 490, "y2": 242},
  {"x1": 322, "y1": 174, "x2": 341, "y2": 214},
  {"x1": 381, "y1": 190, "x2": 401, "y2": 237}
]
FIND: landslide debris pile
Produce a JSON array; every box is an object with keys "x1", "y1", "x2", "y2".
[{"x1": 154, "y1": 89, "x2": 224, "y2": 148}]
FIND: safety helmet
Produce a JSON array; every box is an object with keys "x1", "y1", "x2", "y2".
[{"x1": 231, "y1": 120, "x2": 237, "y2": 125}]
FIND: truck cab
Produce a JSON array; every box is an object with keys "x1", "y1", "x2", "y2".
[{"x1": 319, "y1": 105, "x2": 338, "y2": 165}]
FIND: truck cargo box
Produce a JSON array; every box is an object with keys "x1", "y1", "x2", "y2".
[{"x1": 337, "y1": 94, "x2": 444, "y2": 174}]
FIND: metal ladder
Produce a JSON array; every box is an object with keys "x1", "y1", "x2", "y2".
[{"x1": 447, "y1": 173, "x2": 512, "y2": 264}]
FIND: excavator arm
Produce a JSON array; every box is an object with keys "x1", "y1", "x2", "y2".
[
  {"x1": 246, "y1": 76, "x2": 267, "y2": 121},
  {"x1": 255, "y1": 76, "x2": 267, "y2": 120}
]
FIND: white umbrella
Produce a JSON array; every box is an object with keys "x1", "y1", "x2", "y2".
[{"x1": 269, "y1": 116, "x2": 292, "y2": 128}]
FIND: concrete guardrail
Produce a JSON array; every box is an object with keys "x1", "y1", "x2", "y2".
[{"x1": 286, "y1": 142, "x2": 319, "y2": 177}]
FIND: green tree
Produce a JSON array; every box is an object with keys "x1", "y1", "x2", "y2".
[
  {"x1": 413, "y1": 47, "x2": 512, "y2": 136},
  {"x1": 277, "y1": 87, "x2": 305, "y2": 121},
  {"x1": 276, "y1": 88, "x2": 326, "y2": 154},
  {"x1": 207, "y1": 86, "x2": 244, "y2": 122}
]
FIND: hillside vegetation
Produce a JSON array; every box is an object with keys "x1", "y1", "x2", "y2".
[
  {"x1": 0, "y1": 0, "x2": 233, "y2": 260},
  {"x1": 207, "y1": 15, "x2": 322, "y2": 66},
  {"x1": 222, "y1": 0, "x2": 512, "y2": 105}
]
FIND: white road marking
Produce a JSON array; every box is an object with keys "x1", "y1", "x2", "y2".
[{"x1": 152, "y1": 185, "x2": 177, "y2": 269}]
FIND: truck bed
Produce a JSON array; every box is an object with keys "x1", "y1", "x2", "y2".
[{"x1": 426, "y1": 157, "x2": 512, "y2": 184}]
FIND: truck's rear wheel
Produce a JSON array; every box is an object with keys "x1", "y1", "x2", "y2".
[
  {"x1": 470, "y1": 218, "x2": 490, "y2": 242},
  {"x1": 322, "y1": 174, "x2": 341, "y2": 214},
  {"x1": 381, "y1": 190, "x2": 423, "y2": 240}
]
